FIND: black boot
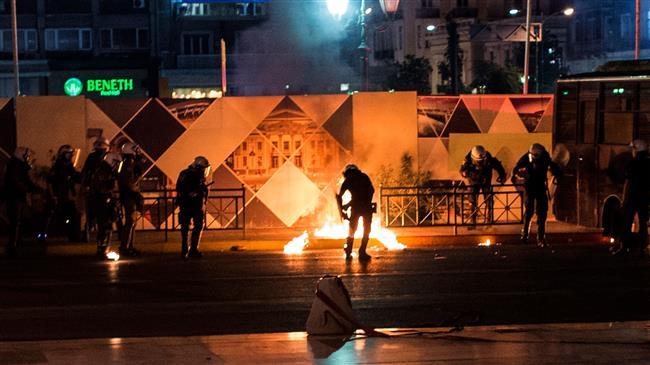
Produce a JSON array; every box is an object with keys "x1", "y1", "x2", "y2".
[
  {"x1": 537, "y1": 219, "x2": 547, "y2": 247},
  {"x1": 343, "y1": 237, "x2": 354, "y2": 259},
  {"x1": 521, "y1": 217, "x2": 532, "y2": 244},
  {"x1": 358, "y1": 237, "x2": 371, "y2": 261},
  {"x1": 180, "y1": 229, "x2": 189, "y2": 259},
  {"x1": 188, "y1": 228, "x2": 203, "y2": 258}
]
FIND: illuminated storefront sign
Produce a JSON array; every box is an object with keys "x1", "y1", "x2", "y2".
[{"x1": 64, "y1": 77, "x2": 135, "y2": 97}]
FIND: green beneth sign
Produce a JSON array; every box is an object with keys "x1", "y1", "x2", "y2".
[{"x1": 64, "y1": 77, "x2": 134, "y2": 97}]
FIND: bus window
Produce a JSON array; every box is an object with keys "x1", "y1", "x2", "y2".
[
  {"x1": 580, "y1": 100, "x2": 596, "y2": 144},
  {"x1": 603, "y1": 112, "x2": 634, "y2": 144},
  {"x1": 639, "y1": 112, "x2": 650, "y2": 140},
  {"x1": 557, "y1": 84, "x2": 578, "y2": 142}
]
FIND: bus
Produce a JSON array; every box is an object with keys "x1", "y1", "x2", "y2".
[{"x1": 553, "y1": 61, "x2": 650, "y2": 229}]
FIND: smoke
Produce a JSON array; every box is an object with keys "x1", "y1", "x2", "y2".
[{"x1": 235, "y1": 0, "x2": 358, "y2": 94}]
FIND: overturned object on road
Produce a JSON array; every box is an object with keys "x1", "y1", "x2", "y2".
[{"x1": 306, "y1": 275, "x2": 387, "y2": 337}]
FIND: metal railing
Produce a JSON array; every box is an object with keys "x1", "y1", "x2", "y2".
[
  {"x1": 380, "y1": 183, "x2": 524, "y2": 227},
  {"x1": 136, "y1": 187, "x2": 246, "y2": 236}
]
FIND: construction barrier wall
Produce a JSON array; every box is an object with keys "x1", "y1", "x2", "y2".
[{"x1": 0, "y1": 93, "x2": 553, "y2": 229}]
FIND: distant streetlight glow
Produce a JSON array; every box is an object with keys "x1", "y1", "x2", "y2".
[
  {"x1": 327, "y1": 0, "x2": 349, "y2": 19},
  {"x1": 365, "y1": 7, "x2": 372, "y2": 15},
  {"x1": 562, "y1": 7, "x2": 575, "y2": 16},
  {"x1": 509, "y1": 8, "x2": 521, "y2": 15},
  {"x1": 426, "y1": 24, "x2": 436, "y2": 32}
]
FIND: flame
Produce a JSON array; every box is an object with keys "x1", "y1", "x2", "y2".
[
  {"x1": 284, "y1": 231, "x2": 309, "y2": 255},
  {"x1": 106, "y1": 251, "x2": 120, "y2": 261},
  {"x1": 282, "y1": 217, "x2": 406, "y2": 255},
  {"x1": 478, "y1": 239, "x2": 492, "y2": 247}
]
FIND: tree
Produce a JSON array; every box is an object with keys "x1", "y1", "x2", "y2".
[
  {"x1": 470, "y1": 61, "x2": 521, "y2": 94},
  {"x1": 385, "y1": 55, "x2": 433, "y2": 95},
  {"x1": 512, "y1": 29, "x2": 567, "y2": 93},
  {"x1": 437, "y1": 16, "x2": 464, "y2": 95}
]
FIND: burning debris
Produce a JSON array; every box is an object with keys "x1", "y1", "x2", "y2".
[
  {"x1": 283, "y1": 219, "x2": 406, "y2": 255},
  {"x1": 106, "y1": 251, "x2": 120, "y2": 261}
]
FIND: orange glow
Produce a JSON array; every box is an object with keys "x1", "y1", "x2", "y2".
[
  {"x1": 283, "y1": 231, "x2": 309, "y2": 255},
  {"x1": 106, "y1": 251, "x2": 120, "y2": 261}
]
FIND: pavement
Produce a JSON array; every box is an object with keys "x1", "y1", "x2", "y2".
[
  {"x1": 4, "y1": 221, "x2": 605, "y2": 256},
  {"x1": 1, "y1": 321, "x2": 648, "y2": 364}
]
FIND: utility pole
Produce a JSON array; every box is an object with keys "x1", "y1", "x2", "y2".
[
  {"x1": 359, "y1": 0, "x2": 369, "y2": 91},
  {"x1": 523, "y1": 0, "x2": 532, "y2": 95},
  {"x1": 10, "y1": 0, "x2": 19, "y2": 96},
  {"x1": 632, "y1": 0, "x2": 641, "y2": 61}
]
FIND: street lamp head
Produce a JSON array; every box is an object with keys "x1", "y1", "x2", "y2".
[
  {"x1": 327, "y1": 0, "x2": 349, "y2": 19},
  {"x1": 426, "y1": 24, "x2": 436, "y2": 32},
  {"x1": 509, "y1": 8, "x2": 521, "y2": 16},
  {"x1": 379, "y1": 0, "x2": 400, "y2": 16},
  {"x1": 562, "y1": 7, "x2": 575, "y2": 16},
  {"x1": 365, "y1": 7, "x2": 373, "y2": 15}
]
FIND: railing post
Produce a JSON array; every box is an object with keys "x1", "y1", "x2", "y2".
[{"x1": 241, "y1": 184, "x2": 246, "y2": 239}]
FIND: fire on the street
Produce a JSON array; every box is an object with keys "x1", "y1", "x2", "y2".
[
  {"x1": 283, "y1": 231, "x2": 310, "y2": 255},
  {"x1": 106, "y1": 251, "x2": 120, "y2": 261},
  {"x1": 283, "y1": 218, "x2": 406, "y2": 254}
]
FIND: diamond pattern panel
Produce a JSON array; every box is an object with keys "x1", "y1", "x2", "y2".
[
  {"x1": 488, "y1": 99, "x2": 528, "y2": 134},
  {"x1": 156, "y1": 99, "x2": 259, "y2": 184},
  {"x1": 419, "y1": 138, "x2": 450, "y2": 179},
  {"x1": 462, "y1": 96, "x2": 505, "y2": 133},
  {"x1": 322, "y1": 97, "x2": 353, "y2": 151},
  {"x1": 86, "y1": 99, "x2": 121, "y2": 141},
  {"x1": 245, "y1": 197, "x2": 285, "y2": 228},
  {"x1": 93, "y1": 98, "x2": 149, "y2": 128},
  {"x1": 122, "y1": 99, "x2": 186, "y2": 160},
  {"x1": 418, "y1": 97, "x2": 459, "y2": 137},
  {"x1": 255, "y1": 161, "x2": 321, "y2": 227},
  {"x1": 535, "y1": 98, "x2": 554, "y2": 133},
  {"x1": 290, "y1": 94, "x2": 349, "y2": 127},
  {"x1": 160, "y1": 98, "x2": 214, "y2": 127},
  {"x1": 226, "y1": 132, "x2": 285, "y2": 191},
  {"x1": 224, "y1": 96, "x2": 283, "y2": 129},
  {"x1": 510, "y1": 97, "x2": 552, "y2": 132},
  {"x1": 441, "y1": 100, "x2": 481, "y2": 137}
]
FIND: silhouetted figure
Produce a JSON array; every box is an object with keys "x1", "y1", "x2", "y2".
[
  {"x1": 615, "y1": 139, "x2": 650, "y2": 256},
  {"x1": 81, "y1": 137, "x2": 110, "y2": 242},
  {"x1": 89, "y1": 152, "x2": 122, "y2": 259},
  {"x1": 43, "y1": 145, "x2": 81, "y2": 241},
  {"x1": 337, "y1": 164, "x2": 375, "y2": 261},
  {"x1": 118, "y1": 142, "x2": 146, "y2": 257},
  {"x1": 512, "y1": 143, "x2": 561, "y2": 247},
  {"x1": 3, "y1": 147, "x2": 39, "y2": 257},
  {"x1": 176, "y1": 156, "x2": 210, "y2": 259},
  {"x1": 459, "y1": 145, "x2": 506, "y2": 224}
]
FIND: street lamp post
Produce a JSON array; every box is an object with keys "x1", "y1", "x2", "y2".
[
  {"x1": 523, "y1": 0, "x2": 532, "y2": 95},
  {"x1": 10, "y1": 0, "x2": 19, "y2": 97},
  {"x1": 359, "y1": 0, "x2": 369, "y2": 91}
]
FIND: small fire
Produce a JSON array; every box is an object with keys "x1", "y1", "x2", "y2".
[
  {"x1": 478, "y1": 239, "x2": 492, "y2": 247},
  {"x1": 283, "y1": 218, "x2": 406, "y2": 255},
  {"x1": 106, "y1": 251, "x2": 120, "y2": 261},
  {"x1": 284, "y1": 231, "x2": 309, "y2": 255}
]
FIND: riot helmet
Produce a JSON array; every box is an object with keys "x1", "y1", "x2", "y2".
[
  {"x1": 121, "y1": 142, "x2": 140, "y2": 156},
  {"x1": 630, "y1": 139, "x2": 648, "y2": 157},
  {"x1": 470, "y1": 145, "x2": 487, "y2": 164},
  {"x1": 528, "y1": 143, "x2": 546, "y2": 162},
  {"x1": 13, "y1": 146, "x2": 34, "y2": 166},
  {"x1": 343, "y1": 164, "x2": 359, "y2": 177},
  {"x1": 93, "y1": 137, "x2": 110, "y2": 152},
  {"x1": 191, "y1": 156, "x2": 211, "y2": 178}
]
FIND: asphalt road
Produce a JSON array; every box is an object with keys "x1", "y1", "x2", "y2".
[{"x1": 0, "y1": 244, "x2": 649, "y2": 341}]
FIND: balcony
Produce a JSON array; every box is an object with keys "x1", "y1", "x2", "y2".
[
  {"x1": 416, "y1": 8, "x2": 440, "y2": 19},
  {"x1": 175, "y1": 2, "x2": 267, "y2": 21}
]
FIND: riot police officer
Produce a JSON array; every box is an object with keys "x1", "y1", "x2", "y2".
[
  {"x1": 81, "y1": 137, "x2": 110, "y2": 241},
  {"x1": 90, "y1": 152, "x2": 122, "y2": 259},
  {"x1": 512, "y1": 143, "x2": 561, "y2": 247},
  {"x1": 44, "y1": 145, "x2": 81, "y2": 241},
  {"x1": 459, "y1": 145, "x2": 507, "y2": 223},
  {"x1": 3, "y1": 147, "x2": 39, "y2": 257},
  {"x1": 337, "y1": 164, "x2": 375, "y2": 261},
  {"x1": 176, "y1": 156, "x2": 210, "y2": 259},
  {"x1": 620, "y1": 139, "x2": 650, "y2": 256},
  {"x1": 117, "y1": 142, "x2": 146, "y2": 257}
]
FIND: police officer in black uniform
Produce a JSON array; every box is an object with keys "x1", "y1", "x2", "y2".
[
  {"x1": 512, "y1": 143, "x2": 561, "y2": 247},
  {"x1": 459, "y1": 145, "x2": 507, "y2": 223},
  {"x1": 44, "y1": 145, "x2": 81, "y2": 241},
  {"x1": 337, "y1": 164, "x2": 375, "y2": 261},
  {"x1": 619, "y1": 139, "x2": 650, "y2": 256},
  {"x1": 176, "y1": 156, "x2": 210, "y2": 259},
  {"x1": 81, "y1": 137, "x2": 110, "y2": 241},
  {"x1": 118, "y1": 142, "x2": 146, "y2": 257},
  {"x1": 3, "y1": 147, "x2": 39, "y2": 257},
  {"x1": 90, "y1": 152, "x2": 122, "y2": 259}
]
